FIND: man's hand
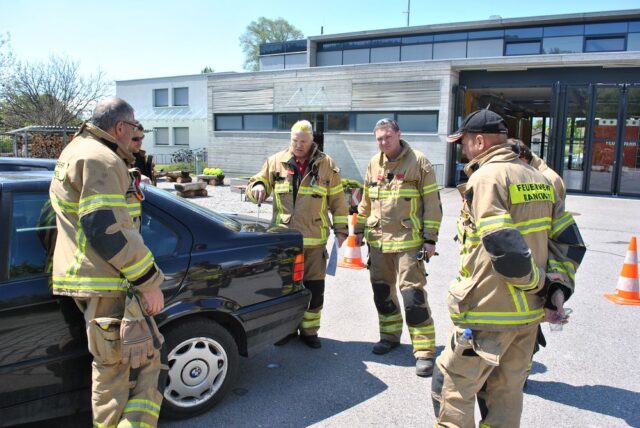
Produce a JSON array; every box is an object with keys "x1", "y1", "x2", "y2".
[
  {"x1": 252, "y1": 184, "x2": 266, "y2": 204},
  {"x1": 141, "y1": 287, "x2": 164, "y2": 316},
  {"x1": 140, "y1": 174, "x2": 151, "y2": 184},
  {"x1": 544, "y1": 289, "x2": 568, "y2": 324},
  {"x1": 423, "y1": 242, "x2": 436, "y2": 259},
  {"x1": 336, "y1": 232, "x2": 348, "y2": 248}
]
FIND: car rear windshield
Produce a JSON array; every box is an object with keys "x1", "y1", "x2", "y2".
[{"x1": 150, "y1": 187, "x2": 243, "y2": 232}]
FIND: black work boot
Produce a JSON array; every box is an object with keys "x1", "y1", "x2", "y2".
[
  {"x1": 372, "y1": 339, "x2": 400, "y2": 355},
  {"x1": 416, "y1": 357, "x2": 435, "y2": 377},
  {"x1": 274, "y1": 331, "x2": 298, "y2": 346},
  {"x1": 300, "y1": 334, "x2": 321, "y2": 349}
]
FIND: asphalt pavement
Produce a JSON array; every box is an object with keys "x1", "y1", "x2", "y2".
[{"x1": 160, "y1": 187, "x2": 640, "y2": 428}]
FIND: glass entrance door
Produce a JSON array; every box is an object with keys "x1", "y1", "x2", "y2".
[
  {"x1": 588, "y1": 85, "x2": 621, "y2": 193},
  {"x1": 618, "y1": 85, "x2": 640, "y2": 196},
  {"x1": 560, "y1": 85, "x2": 590, "y2": 192}
]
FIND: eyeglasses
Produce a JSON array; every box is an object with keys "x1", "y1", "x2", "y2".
[
  {"x1": 374, "y1": 118, "x2": 400, "y2": 132},
  {"x1": 132, "y1": 136, "x2": 144, "y2": 142},
  {"x1": 121, "y1": 120, "x2": 143, "y2": 131}
]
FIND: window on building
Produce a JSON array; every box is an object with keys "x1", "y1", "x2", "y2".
[
  {"x1": 284, "y1": 53, "x2": 306, "y2": 69},
  {"x1": 585, "y1": 36, "x2": 625, "y2": 52},
  {"x1": 355, "y1": 113, "x2": 394, "y2": 132},
  {"x1": 215, "y1": 115, "x2": 243, "y2": 131},
  {"x1": 154, "y1": 89, "x2": 168, "y2": 107},
  {"x1": 244, "y1": 114, "x2": 273, "y2": 130},
  {"x1": 543, "y1": 24, "x2": 584, "y2": 37},
  {"x1": 174, "y1": 127, "x2": 189, "y2": 146},
  {"x1": 326, "y1": 113, "x2": 350, "y2": 131},
  {"x1": 433, "y1": 41, "x2": 467, "y2": 59},
  {"x1": 505, "y1": 41, "x2": 541, "y2": 55},
  {"x1": 316, "y1": 51, "x2": 342, "y2": 66},
  {"x1": 628, "y1": 33, "x2": 640, "y2": 51},
  {"x1": 401, "y1": 44, "x2": 433, "y2": 61},
  {"x1": 396, "y1": 113, "x2": 438, "y2": 132},
  {"x1": 434, "y1": 32, "x2": 467, "y2": 42},
  {"x1": 401, "y1": 34, "x2": 434, "y2": 45},
  {"x1": 467, "y1": 29, "x2": 505, "y2": 40},
  {"x1": 342, "y1": 49, "x2": 369, "y2": 65},
  {"x1": 9, "y1": 192, "x2": 54, "y2": 279},
  {"x1": 585, "y1": 22, "x2": 627, "y2": 35},
  {"x1": 259, "y1": 55, "x2": 285, "y2": 71},
  {"x1": 370, "y1": 37, "x2": 402, "y2": 47},
  {"x1": 173, "y1": 87, "x2": 189, "y2": 106},
  {"x1": 467, "y1": 39, "x2": 503, "y2": 58},
  {"x1": 370, "y1": 46, "x2": 400, "y2": 63},
  {"x1": 155, "y1": 127, "x2": 169, "y2": 145},
  {"x1": 277, "y1": 113, "x2": 301, "y2": 130},
  {"x1": 542, "y1": 36, "x2": 583, "y2": 54},
  {"x1": 505, "y1": 27, "x2": 543, "y2": 40},
  {"x1": 629, "y1": 21, "x2": 640, "y2": 32},
  {"x1": 343, "y1": 39, "x2": 371, "y2": 50}
]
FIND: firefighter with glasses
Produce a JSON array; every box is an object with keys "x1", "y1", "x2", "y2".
[{"x1": 50, "y1": 97, "x2": 166, "y2": 427}]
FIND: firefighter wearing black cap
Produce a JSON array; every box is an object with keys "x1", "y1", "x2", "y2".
[
  {"x1": 431, "y1": 110, "x2": 586, "y2": 427},
  {"x1": 356, "y1": 118, "x2": 443, "y2": 377}
]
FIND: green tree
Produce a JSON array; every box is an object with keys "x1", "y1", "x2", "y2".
[
  {"x1": 0, "y1": 55, "x2": 109, "y2": 130},
  {"x1": 239, "y1": 17, "x2": 304, "y2": 71},
  {"x1": 201, "y1": 66, "x2": 214, "y2": 73}
]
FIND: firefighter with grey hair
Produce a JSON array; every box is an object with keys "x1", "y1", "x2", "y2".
[{"x1": 50, "y1": 97, "x2": 166, "y2": 427}]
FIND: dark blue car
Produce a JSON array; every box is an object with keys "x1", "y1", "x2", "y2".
[{"x1": 0, "y1": 160, "x2": 310, "y2": 425}]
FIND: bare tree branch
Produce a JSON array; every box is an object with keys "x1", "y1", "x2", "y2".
[{"x1": 0, "y1": 55, "x2": 110, "y2": 130}]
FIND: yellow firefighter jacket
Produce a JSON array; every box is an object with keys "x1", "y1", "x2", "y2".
[
  {"x1": 530, "y1": 153, "x2": 566, "y2": 201},
  {"x1": 356, "y1": 140, "x2": 442, "y2": 253},
  {"x1": 49, "y1": 123, "x2": 164, "y2": 297},
  {"x1": 246, "y1": 146, "x2": 349, "y2": 248},
  {"x1": 449, "y1": 143, "x2": 584, "y2": 331}
]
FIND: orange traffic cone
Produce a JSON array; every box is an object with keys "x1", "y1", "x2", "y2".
[
  {"x1": 338, "y1": 213, "x2": 367, "y2": 270},
  {"x1": 604, "y1": 236, "x2": 640, "y2": 305}
]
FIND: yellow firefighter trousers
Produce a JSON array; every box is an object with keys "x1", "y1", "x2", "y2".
[
  {"x1": 432, "y1": 324, "x2": 538, "y2": 428},
  {"x1": 299, "y1": 246, "x2": 327, "y2": 336},
  {"x1": 369, "y1": 248, "x2": 435, "y2": 359},
  {"x1": 75, "y1": 296, "x2": 164, "y2": 428}
]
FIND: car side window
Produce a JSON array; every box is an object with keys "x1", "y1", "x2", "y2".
[
  {"x1": 141, "y1": 211, "x2": 179, "y2": 258},
  {"x1": 10, "y1": 192, "x2": 56, "y2": 279}
]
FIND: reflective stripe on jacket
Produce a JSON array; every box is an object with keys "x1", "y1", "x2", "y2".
[
  {"x1": 356, "y1": 141, "x2": 442, "y2": 253},
  {"x1": 449, "y1": 144, "x2": 581, "y2": 331},
  {"x1": 49, "y1": 123, "x2": 164, "y2": 297},
  {"x1": 246, "y1": 147, "x2": 349, "y2": 248}
]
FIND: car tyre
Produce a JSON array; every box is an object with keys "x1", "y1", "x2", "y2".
[{"x1": 160, "y1": 318, "x2": 239, "y2": 419}]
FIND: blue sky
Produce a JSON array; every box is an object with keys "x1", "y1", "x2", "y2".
[{"x1": 1, "y1": 0, "x2": 638, "y2": 82}]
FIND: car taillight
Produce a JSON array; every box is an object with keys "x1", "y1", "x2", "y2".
[{"x1": 293, "y1": 253, "x2": 304, "y2": 282}]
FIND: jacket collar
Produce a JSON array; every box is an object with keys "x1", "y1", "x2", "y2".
[
  {"x1": 76, "y1": 122, "x2": 135, "y2": 164},
  {"x1": 464, "y1": 143, "x2": 517, "y2": 178}
]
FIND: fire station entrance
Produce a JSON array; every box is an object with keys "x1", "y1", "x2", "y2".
[{"x1": 452, "y1": 67, "x2": 640, "y2": 197}]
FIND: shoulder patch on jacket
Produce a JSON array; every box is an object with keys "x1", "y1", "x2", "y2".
[{"x1": 53, "y1": 161, "x2": 68, "y2": 182}]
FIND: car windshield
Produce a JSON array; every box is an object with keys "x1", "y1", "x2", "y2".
[{"x1": 147, "y1": 186, "x2": 242, "y2": 232}]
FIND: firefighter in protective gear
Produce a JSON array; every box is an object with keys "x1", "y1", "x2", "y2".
[
  {"x1": 247, "y1": 120, "x2": 349, "y2": 349},
  {"x1": 431, "y1": 109, "x2": 586, "y2": 427},
  {"x1": 355, "y1": 118, "x2": 443, "y2": 377},
  {"x1": 50, "y1": 97, "x2": 166, "y2": 428},
  {"x1": 130, "y1": 121, "x2": 156, "y2": 185},
  {"x1": 511, "y1": 138, "x2": 568, "y2": 382},
  {"x1": 511, "y1": 138, "x2": 566, "y2": 201}
]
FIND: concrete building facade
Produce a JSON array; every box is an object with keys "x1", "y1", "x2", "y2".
[{"x1": 209, "y1": 9, "x2": 640, "y2": 197}]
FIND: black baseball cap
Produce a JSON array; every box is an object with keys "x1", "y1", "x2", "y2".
[{"x1": 447, "y1": 109, "x2": 508, "y2": 143}]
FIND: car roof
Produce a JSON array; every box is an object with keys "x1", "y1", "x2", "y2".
[{"x1": 0, "y1": 157, "x2": 57, "y2": 171}]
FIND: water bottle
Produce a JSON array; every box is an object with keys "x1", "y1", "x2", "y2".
[{"x1": 457, "y1": 328, "x2": 473, "y2": 348}]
